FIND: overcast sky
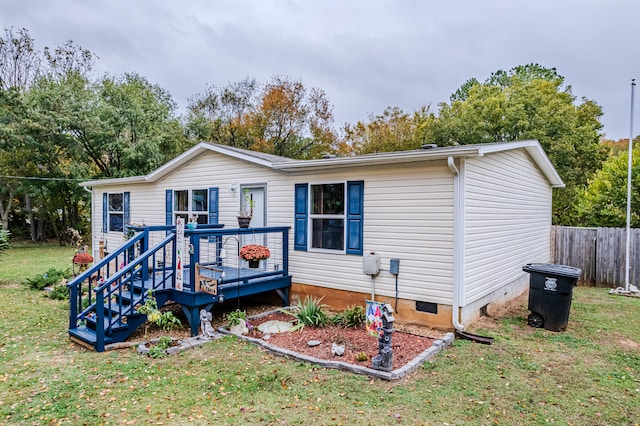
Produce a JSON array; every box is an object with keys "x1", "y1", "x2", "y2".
[{"x1": 4, "y1": 1, "x2": 640, "y2": 140}]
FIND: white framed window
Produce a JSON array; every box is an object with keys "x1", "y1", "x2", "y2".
[
  {"x1": 108, "y1": 193, "x2": 124, "y2": 232},
  {"x1": 309, "y1": 183, "x2": 345, "y2": 251},
  {"x1": 173, "y1": 189, "x2": 208, "y2": 224}
]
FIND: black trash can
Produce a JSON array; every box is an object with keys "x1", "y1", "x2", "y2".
[{"x1": 522, "y1": 263, "x2": 582, "y2": 332}]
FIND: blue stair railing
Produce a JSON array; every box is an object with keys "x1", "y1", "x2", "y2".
[
  {"x1": 67, "y1": 228, "x2": 176, "y2": 351},
  {"x1": 67, "y1": 223, "x2": 291, "y2": 351}
]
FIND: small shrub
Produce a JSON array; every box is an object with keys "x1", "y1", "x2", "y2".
[
  {"x1": 138, "y1": 290, "x2": 182, "y2": 333},
  {"x1": 156, "y1": 311, "x2": 181, "y2": 331},
  {"x1": 148, "y1": 336, "x2": 174, "y2": 359},
  {"x1": 331, "y1": 305, "x2": 365, "y2": 328},
  {"x1": 282, "y1": 295, "x2": 330, "y2": 331},
  {"x1": 148, "y1": 345, "x2": 166, "y2": 359},
  {"x1": 355, "y1": 351, "x2": 368, "y2": 362},
  {"x1": 225, "y1": 309, "x2": 247, "y2": 326},
  {"x1": 23, "y1": 268, "x2": 72, "y2": 291},
  {"x1": 47, "y1": 284, "x2": 70, "y2": 300}
]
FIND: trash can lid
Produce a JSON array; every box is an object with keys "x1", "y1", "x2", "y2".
[{"x1": 522, "y1": 263, "x2": 582, "y2": 278}]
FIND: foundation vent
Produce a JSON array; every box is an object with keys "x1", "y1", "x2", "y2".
[
  {"x1": 480, "y1": 304, "x2": 489, "y2": 317},
  {"x1": 415, "y1": 301, "x2": 438, "y2": 314}
]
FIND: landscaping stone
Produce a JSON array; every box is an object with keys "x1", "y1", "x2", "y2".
[
  {"x1": 257, "y1": 320, "x2": 293, "y2": 334},
  {"x1": 331, "y1": 342, "x2": 345, "y2": 356},
  {"x1": 137, "y1": 335, "x2": 221, "y2": 356}
]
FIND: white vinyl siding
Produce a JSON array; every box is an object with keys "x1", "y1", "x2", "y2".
[
  {"x1": 93, "y1": 184, "x2": 159, "y2": 255},
  {"x1": 90, "y1": 144, "x2": 554, "y2": 310},
  {"x1": 92, "y1": 153, "x2": 455, "y2": 305},
  {"x1": 463, "y1": 150, "x2": 552, "y2": 305},
  {"x1": 289, "y1": 163, "x2": 455, "y2": 305}
]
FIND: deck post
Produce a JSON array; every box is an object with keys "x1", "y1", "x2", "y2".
[
  {"x1": 95, "y1": 289, "x2": 105, "y2": 352},
  {"x1": 189, "y1": 233, "x2": 200, "y2": 293},
  {"x1": 141, "y1": 229, "x2": 149, "y2": 282},
  {"x1": 171, "y1": 231, "x2": 177, "y2": 289},
  {"x1": 283, "y1": 228, "x2": 289, "y2": 275},
  {"x1": 69, "y1": 283, "x2": 78, "y2": 329}
]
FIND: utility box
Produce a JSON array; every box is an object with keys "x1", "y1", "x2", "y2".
[
  {"x1": 363, "y1": 252, "x2": 381, "y2": 275},
  {"x1": 389, "y1": 258, "x2": 400, "y2": 275}
]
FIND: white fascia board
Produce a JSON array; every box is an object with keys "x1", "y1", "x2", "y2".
[
  {"x1": 146, "y1": 143, "x2": 276, "y2": 181},
  {"x1": 81, "y1": 142, "x2": 278, "y2": 187},
  {"x1": 273, "y1": 147, "x2": 484, "y2": 173},
  {"x1": 477, "y1": 140, "x2": 564, "y2": 188},
  {"x1": 80, "y1": 175, "x2": 146, "y2": 187}
]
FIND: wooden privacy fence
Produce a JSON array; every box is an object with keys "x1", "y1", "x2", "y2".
[{"x1": 550, "y1": 226, "x2": 640, "y2": 287}]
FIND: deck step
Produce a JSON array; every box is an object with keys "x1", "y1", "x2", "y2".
[
  {"x1": 130, "y1": 279, "x2": 174, "y2": 292},
  {"x1": 69, "y1": 325, "x2": 114, "y2": 345},
  {"x1": 84, "y1": 313, "x2": 130, "y2": 332}
]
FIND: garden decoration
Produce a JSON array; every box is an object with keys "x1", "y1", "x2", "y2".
[
  {"x1": 372, "y1": 303, "x2": 395, "y2": 371},
  {"x1": 239, "y1": 244, "x2": 270, "y2": 268},
  {"x1": 187, "y1": 214, "x2": 198, "y2": 230},
  {"x1": 199, "y1": 309, "x2": 216, "y2": 338}
]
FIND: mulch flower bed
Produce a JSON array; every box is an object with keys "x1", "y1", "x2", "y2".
[{"x1": 245, "y1": 311, "x2": 437, "y2": 369}]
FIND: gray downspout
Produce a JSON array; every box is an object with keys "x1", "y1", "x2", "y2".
[{"x1": 447, "y1": 157, "x2": 465, "y2": 331}]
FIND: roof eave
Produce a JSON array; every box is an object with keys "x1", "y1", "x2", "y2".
[
  {"x1": 80, "y1": 176, "x2": 147, "y2": 187},
  {"x1": 274, "y1": 147, "x2": 484, "y2": 172}
]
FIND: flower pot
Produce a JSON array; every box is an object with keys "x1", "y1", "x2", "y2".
[
  {"x1": 237, "y1": 216, "x2": 252, "y2": 228},
  {"x1": 248, "y1": 259, "x2": 260, "y2": 268},
  {"x1": 187, "y1": 222, "x2": 197, "y2": 230}
]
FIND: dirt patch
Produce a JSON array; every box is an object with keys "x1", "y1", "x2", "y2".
[
  {"x1": 618, "y1": 338, "x2": 640, "y2": 351},
  {"x1": 471, "y1": 291, "x2": 529, "y2": 331}
]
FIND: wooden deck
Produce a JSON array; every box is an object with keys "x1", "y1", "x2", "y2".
[{"x1": 67, "y1": 225, "x2": 291, "y2": 351}]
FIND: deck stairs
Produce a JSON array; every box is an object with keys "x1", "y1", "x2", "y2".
[{"x1": 67, "y1": 231, "x2": 176, "y2": 352}]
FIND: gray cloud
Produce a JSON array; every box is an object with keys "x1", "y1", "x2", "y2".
[{"x1": 3, "y1": 0, "x2": 639, "y2": 139}]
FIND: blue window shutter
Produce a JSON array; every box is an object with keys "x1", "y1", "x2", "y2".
[
  {"x1": 208, "y1": 187, "x2": 219, "y2": 224},
  {"x1": 123, "y1": 192, "x2": 130, "y2": 232},
  {"x1": 294, "y1": 183, "x2": 308, "y2": 251},
  {"x1": 165, "y1": 190, "x2": 173, "y2": 226},
  {"x1": 102, "y1": 192, "x2": 108, "y2": 233},
  {"x1": 346, "y1": 181, "x2": 364, "y2": 255}
]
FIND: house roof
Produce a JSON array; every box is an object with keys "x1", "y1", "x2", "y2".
[{"x1": 80, "y1": 140, "x2": 564, "y2": 188}]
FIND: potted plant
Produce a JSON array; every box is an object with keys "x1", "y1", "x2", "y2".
[
  {"x1": 239, "y1": 244, "x2": 270, "y2": 268},
  {"x1": 224, "y1": 308, "x2": 248, "y2": 334},
  {"x1": 237, "y1": 189, "x2": 255, "y2": 228},
  {"x1": 72, "y1": 252, "x2": 94, "y2": 274}
]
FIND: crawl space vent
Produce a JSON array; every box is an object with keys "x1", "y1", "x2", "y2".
[{"x1": 415, "y1": 301, "x2": 438, "y2": 314}]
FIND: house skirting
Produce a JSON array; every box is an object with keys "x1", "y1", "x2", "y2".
[
  {"x1": 290, "y1": 282, "x2": 454, "y2": 331},
  {"x1": 458, "y1": 274, "x2": 529, "y2": 325},
  {"x1": 291, "y1": 274, "x2": 529, "y2": 331}
]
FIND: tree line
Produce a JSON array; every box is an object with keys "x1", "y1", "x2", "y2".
[{"x1": 1, "y1": 27, "x2": 637, "y2": 242}]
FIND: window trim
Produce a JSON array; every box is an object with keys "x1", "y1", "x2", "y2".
[
  {"x1": 172, "y1": 188, "x2": 209, "y2": 225},
  {"x1": 107, "y1": 192, "x2": 124, "y2": 233},
  {"x1": 308, "y1": 181, "x2": 347, "y2": 253}
]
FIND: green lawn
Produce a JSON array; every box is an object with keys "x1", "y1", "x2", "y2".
[
  {"x1": 0, "y1": 243, "x2": 639, "y2": 425},
  {"x1": 0, "y1": 241, "x2": 75, "y2": 284}
]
